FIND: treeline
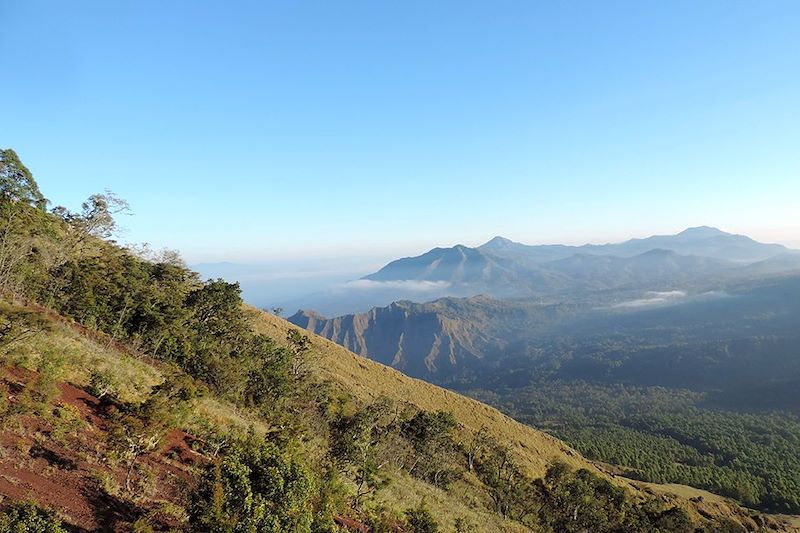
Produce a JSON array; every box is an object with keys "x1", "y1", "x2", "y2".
[
  {"x1": 0, "y1": 149, "x2": 733, "y2": 531},
  {"x1": 468, "y1": 381, "x2": 800, "y2": 514}
]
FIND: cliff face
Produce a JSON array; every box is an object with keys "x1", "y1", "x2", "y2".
[{"x1": 289, "y1": 300, "x2": 502, "y2": 378}]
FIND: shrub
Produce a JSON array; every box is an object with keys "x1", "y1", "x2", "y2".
[
  {"x1": 189, "y1": 437, "x2": 314, "y2": 532},
  {"x1": 0, "y1": 501, "x2": 66, "y2": 533},
  {"x1": 404, "y1": 501, "x2": 438, "y2": 533}
]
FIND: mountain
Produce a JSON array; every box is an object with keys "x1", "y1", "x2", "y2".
[
  {"x1": 341, "y1": 228, "x2": 796, "y2": 308},
  {"x1": 362, "y1": 244, "x2": 562, "y2": 295},
  {"x1": 603, "y1": 226, "x2": 790, "y2": 262},
  {"x1": 480, "y1": 226, "x2": 791, "y2": 264},
  {"x1": 7, "y1": 148, "x2": 793, "y2": 530},
  {"x1": 272, "y1": 228, "x2": 794, "y2": 318},
  {"x1": 289, "y1": 296, "x2": 541, "y2": 378},
  {"x1": 543, "y1": 248, "x2": 734, "y2": 288}
]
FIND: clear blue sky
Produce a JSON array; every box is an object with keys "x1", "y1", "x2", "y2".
[{"x1": 2, "y1": 0, "x2": 799, "y2": 264}]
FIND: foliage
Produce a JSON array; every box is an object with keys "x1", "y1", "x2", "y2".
[
  {"x1": 0, "y1": 501, "x2": 66, "y2": 533},
  {"x1": 189, "y1": 436, "x2": 314, "y2": 532},
  {"x1": 404, "y1": 501, "x2": 438, "y2": 533},
  {"x1": 0, "y1": 150, "x2": 46, "y2": 208},
  {"x1": 469, "y1": 381, "x2": 800, "y2": 513}
]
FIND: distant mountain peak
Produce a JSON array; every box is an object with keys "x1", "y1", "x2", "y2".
[
  {"x1": 678, "y1": 226, "x2": 729, "y2": 237},
  {"x1": 484, "y1": 236, "x2": 513, "y2": 245},
  {"x1": 480, "y1": 236, "x2": 522, "y2": 249}
]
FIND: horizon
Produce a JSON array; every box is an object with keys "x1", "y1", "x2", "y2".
[
  {"x1": 3, "y1": 1, "x2": 800, "y2": 264},
  {"x1": 191, "y1": 225, "x2": 799, "y2": 268}
]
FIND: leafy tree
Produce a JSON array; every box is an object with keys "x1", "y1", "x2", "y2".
[
  {"x1": 54, "y1": 190, "x2": 130, "y2": 241},
  {"x1": 0, "y1": 149, "x2": 46, "y2": 208},
  {"x1": 189, "y1": 438, "x2": 314, "y2": 532},
  {"x1": 330, "y1": 400, "x2": 394, "y2": 504},
  {"x1": 401, "y1": 410, "x2": 459, "y2": 487}
]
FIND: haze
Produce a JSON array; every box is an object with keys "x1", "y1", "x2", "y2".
[{"x1": 2, "y1": 0, "x2": 799, "y2": 269}]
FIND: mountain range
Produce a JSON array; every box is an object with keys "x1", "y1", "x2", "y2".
[
  {"x1": 289, "y1": 226, "x2": 799, "y2": 316},
  {"x1": 290, "y1": 227, "x2": 800, "y2": 384},
  {"x1": 365, "y1": 226, "x2": 796, "y2": 299}
]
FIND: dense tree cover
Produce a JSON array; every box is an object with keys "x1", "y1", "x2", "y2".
[
  {"x1": 468, "y1": 382, "x2": 800, "y2": 513},
  {"x1": 0, "y1": 150, "x2": 740, "y2": 531}
]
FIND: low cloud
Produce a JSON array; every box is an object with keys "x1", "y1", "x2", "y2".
[
  {"x1": 612, "y1": 290, "x2": 687, "y2": 309},
  {"x1": 338, "y1": 279, "x2": 452, "y2": 292}
]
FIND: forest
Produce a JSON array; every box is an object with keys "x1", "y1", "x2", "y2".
[{"x1": 467, "y1": 381, "x2": 800, "y2": 514}]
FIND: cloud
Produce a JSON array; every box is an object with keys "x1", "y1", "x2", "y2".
[
  {"x1": 338, "y1": 279, "x2": 452, "y2": 292},
  {"x1": 612, "y1": 290, "x2": 687, "y2": 309}
]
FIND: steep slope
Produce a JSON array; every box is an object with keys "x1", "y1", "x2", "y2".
[
  {"x1": 257, "y1": 309, "x2": 798, "y2": 531},
  {"x1": 288, "y1": 296, "x2": 561, "y2": 379}
]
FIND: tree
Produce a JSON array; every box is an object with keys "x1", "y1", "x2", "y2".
[
  {"x1": 73, "y1": 190, "x2": 131, "y2": 240},
  {"x1": 189, "y1": 438, "x2": 314, "y2": 533},
  {"x1": 330, "y1": 400, "x2": 394, "y2": 505},
  {"x1": 0, "y1": 303, "x2": 50, "y2": 350},
  {"x1": 0, "y1": 149, "x2": 47, "y2": 208},
  {"x1": 401, "y1": 410, "x2": 459, "y2": 487},
  {"x1": 287, "y1": 329, "x2": 312, "y2": 378}
]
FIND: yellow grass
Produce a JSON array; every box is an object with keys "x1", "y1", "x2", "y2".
[{"x1": 252, "y1": 308, "x2": 800, "y2": 532}]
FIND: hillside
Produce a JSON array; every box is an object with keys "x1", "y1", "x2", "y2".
[
  {"x1": 257, "y1": 310, "x2": 798, "y2": 531},
  {"x1": 2, "y1": 148, "x2": 792, "y2": 531},
  {"x1": 0, "y1": 297, "x2": 794, "y2": 531}
]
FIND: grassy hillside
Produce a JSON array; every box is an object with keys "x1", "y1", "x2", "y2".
[
  {"x1": 0, "y1": 299, "x2": 795, "y2": 531},
  {"x1": 255, "y1": 310, "x2": 799, "y2": 532},
  {"x1": 0, "y1": 148, "x2": 795, "y2": 531},
  {"x1": 256, "y1": 307, "x2": 590, "y2": 477}
]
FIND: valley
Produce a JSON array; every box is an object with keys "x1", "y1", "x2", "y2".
[{"x1": 290, "y1": 229, "x2": 800, "y2": 517}]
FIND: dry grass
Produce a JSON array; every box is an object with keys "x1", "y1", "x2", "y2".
[
  {"x1": 373, "y1": 472, "x2": 529, "y2": 533},
  {"x1": 252, "y1": 308, "x2": 602, "y2": 478},
  {"x1": 0, "y1": 299, "x2": 267, "y2": 441},
  {"x1": 3, "y1": 299, "x2": 796, "y2": 531},
  {"x1": 1, "y1": 309, "x2": 161, "y2": 404},
  {"x1": 252, "y1": 308, "x2": 800, "y2": 532}
]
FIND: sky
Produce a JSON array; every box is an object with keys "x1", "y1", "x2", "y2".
[{"x1": 2, "y1": 0, "x2": 800, "y2": 267}]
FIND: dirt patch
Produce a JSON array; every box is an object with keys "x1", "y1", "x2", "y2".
[{"x1": 0, "y1": 367, "x2": 202, "y2": 531}]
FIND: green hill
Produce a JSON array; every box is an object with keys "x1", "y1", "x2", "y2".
[{"x1": 0, "y1": 148, "x2": 795, "y2": 531}]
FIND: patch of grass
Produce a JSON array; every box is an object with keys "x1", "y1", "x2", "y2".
[{"x1": 371, "y1": 471, "x2": 528, "y2": 533}]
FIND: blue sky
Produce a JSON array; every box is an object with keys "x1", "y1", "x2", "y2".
[{"x1": 2, "y1": 0, "x2": 799, "y2": 265}]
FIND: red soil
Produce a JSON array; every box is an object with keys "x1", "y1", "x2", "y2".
[{"x1": 0, "y1": 368, "x2": 205, "y2": 531}]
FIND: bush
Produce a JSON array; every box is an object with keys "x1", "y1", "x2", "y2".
[
  {"x1": 404, "y1": 501, "x2": 438, "y2": 533},
  {"x1": 189, "y1": 437, "x2": 314, "y2": 532},
  {"x1": 0, "y1": 501, "x2": 66, "y2": 533}
]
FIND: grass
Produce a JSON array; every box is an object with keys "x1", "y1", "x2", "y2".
[
  {"x1": 252, "y1": 308, "x2": 800, "y2": 532},
  {"x1": 373, "y1": 471, "x2": 529, "y2": 533},
  {"x1": 1, "y1": 299, "x2": 795, "y2": 531}
]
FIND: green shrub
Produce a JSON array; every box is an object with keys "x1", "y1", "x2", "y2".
[
  {"x1": 189, "y1": 437, "x2": 314, "y2": 533},
  {"x1": 404, "y1": 501, "x2": 438, "y2": 533},
  {"x1": 0, "y1": 501, "x2": 66, "y2": 533}
]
